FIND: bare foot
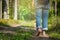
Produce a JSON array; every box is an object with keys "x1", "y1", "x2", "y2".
[
  {"x1": 43, "y1": 34, "x2": 49, "y2": 37},
  {"x1": 35, "y1": 28, "x2": 42, "y2": 36},
  {"x1": 35, "y1": 32, "x2": 40, "y2": 36},
  {"x1": 42, "y1": 30, "x2": 49, "y2": 37},
  {"x1": 38, "y1": 33, "x2": 43, "y2": 37},
  {"x1": 38, "y1": 33, "x2": 49, "y2": 37}
]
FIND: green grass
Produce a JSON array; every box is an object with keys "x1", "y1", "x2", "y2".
[{"x1": 0, "y1": 29, "x2": 33, "y2": 40}]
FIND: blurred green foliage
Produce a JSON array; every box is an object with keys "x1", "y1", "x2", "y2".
[
  {"x1": 9, "y1": 0, "x2": 14, "y2": 19},
  {"x1": 17, "y1": 0, "x2": 35, "y2": 20}
]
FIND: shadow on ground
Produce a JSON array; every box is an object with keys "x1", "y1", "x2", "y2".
[{"x1": 0, "y1": 23, "x2": 60, "y2": 40}]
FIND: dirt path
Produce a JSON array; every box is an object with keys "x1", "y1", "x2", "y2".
[
  {"x1": 0, "y1": 25, "x2": 60, "y2": 40},
  {"x1": 31, "y1": 37, "x2": 51, "y2": 40}
]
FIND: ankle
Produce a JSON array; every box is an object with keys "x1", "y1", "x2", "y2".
[
  {"x1": 37, "y1": 28, "x2": 42, "y2": 33},
  {"x1": 42, "y1": 30, "x2": 46, "y2": 35}
]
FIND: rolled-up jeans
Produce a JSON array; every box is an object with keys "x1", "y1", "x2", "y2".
[{"x1": 36, "y1": 8, "x2": 49, "y2": 30}]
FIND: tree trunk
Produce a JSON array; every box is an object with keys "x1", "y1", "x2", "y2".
[
  {"x1": 55, "y1": 0, "x2": 57, "y2": 16},
  {"x1": 0, "y1": 0, "x2": 2, "y2": 19},
  {"x1": 14, "y1": 0, "x2": 17, "y2": 20},
  {"x1": 4, "y1": 0, "x2": 9, "y2": 19},
  {"x1": 50, "y1": 0, "x2": 53, "y2": 12}
]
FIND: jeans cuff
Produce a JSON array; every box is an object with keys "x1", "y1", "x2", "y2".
[
  {"x1": 36, "y1": 26, "x2": 42, "y2": 30},
  {"x1": 42, "y1": 28, "x2": 48, "y2": 30},
  {"x1": 37, "y1": 26, "x2": 42, "y2": 29}
]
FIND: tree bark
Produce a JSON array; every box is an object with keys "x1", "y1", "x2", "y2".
[
  {"x1": 4, "y1": 0, "x2": 9, "y2": 19},
  {"x1": 0, "y1": 0, "x2": 2, "y2": 19},
  {"x1": 55, "y1": 0, "x2": 57, "y2": 16},
  {"x1": 14, "y1": 0, "x2": 17, "y2": 20},
  {"x1": 50, "y1": 0, "x2": 53, "y2": 12}
]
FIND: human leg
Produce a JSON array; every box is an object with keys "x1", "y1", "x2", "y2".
[
  {"x1": 36, "y1": 8, "x2": 42, "y2": 36},
  {"x1": 42, "y1": 9, "x2": 49, "y2": 37}
]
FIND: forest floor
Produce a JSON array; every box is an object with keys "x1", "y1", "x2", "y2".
[
  {"x1": 0, "y1": 17, "x2": 60, "y2": 40},
  {"x1": 0, "y1": 24, "x2": 60, "y2": 40}
]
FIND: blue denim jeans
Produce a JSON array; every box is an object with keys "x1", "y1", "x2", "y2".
[{"x1": 36, "y1": 8, "x2": 49, "y2": 30}]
